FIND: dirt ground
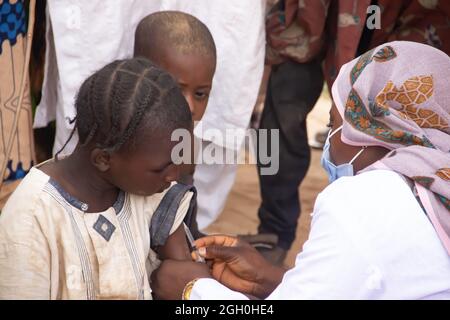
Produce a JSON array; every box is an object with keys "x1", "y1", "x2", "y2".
[{"x1": 205, "y1": 75, "x2": 332, "y2": 268}]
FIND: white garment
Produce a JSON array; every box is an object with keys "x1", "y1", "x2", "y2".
[
  {"x1": 34, "y1": 0, "x2": 162, "y2": 155},
  {"x1": 34, "y1": 0, "x2": 266, "y2": 228},
  {"x1": 159, "y1": 0, "x2": 266, "y2": 151},
  {"x1": 159, "y1": 0, "x2": 266, "y2": 228},
  {"x1": 194, "y1": 162, "x2": 238, "y2": 229},
  {"x1": 191, "y1": 170, "x2": 450, "y2": 300}
]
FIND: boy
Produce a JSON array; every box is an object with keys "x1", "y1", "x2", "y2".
[
  {"x1": 134, "y1": 11, "x2": 216, "y2": 123},
  {"x1": 134, "y1": 12, "x2": 216, "y2": 237}
]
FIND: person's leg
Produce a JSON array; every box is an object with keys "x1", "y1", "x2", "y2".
[{"x1": 257, "y1": 59, "x2": 323, "y2": 255}]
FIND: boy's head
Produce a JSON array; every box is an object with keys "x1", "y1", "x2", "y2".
[
  {"x1": 134, "y1": 11, "x2": 216, "y2": 122},
  {"x1": 74, "y1": 57, "x2": 192, "y2": 195}
]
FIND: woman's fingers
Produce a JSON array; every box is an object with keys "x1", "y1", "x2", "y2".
[{"x1": 195, "y1": 235, "x2": 238, "y2": 249}]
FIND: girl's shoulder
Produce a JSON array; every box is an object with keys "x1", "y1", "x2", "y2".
[
  {"x1": 0, "y1": 168, "x2": 56, "y2": 246},
  {"x1": 1, "y1": 167, "x2": 52, "y2": 219},
  {"x1": 129, "y1": 182, "x2": 191, "y2": 207}
]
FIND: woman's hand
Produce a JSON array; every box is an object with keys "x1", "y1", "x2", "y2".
[
  {"x1": 194, "y1": 235, "x2": 285, "y2": 299},
  {"x1": 151, "y1": 260, "x2": 212, "y2": 300}
]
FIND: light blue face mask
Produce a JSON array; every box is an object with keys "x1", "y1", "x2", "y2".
[{"x1": 320, "y1": 125, "x2": 366, "y2": 183}]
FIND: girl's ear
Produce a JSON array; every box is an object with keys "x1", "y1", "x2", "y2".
[{"x1": 90, "y1": 148, "x2": 111, "y2": 172}]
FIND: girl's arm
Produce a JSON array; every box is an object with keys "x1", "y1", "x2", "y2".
[{"x1": 155, "y1": 224, "x2": 192, "y2": 261}]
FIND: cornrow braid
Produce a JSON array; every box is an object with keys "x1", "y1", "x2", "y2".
[
  {"x1": 101, "y1": 60, "x2": 129, "y2": 149},
  {"x1": 57, "y1": 57, "x2": 192, "y2": 156},
  {"x1": 106, "y1": 70, "x2": 154, "y2": 152},
  {"x1": 80, "y1": 71, "x2": 100, "y2": 146}
]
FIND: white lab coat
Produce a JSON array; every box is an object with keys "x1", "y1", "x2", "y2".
[{"x1": 191, "y1": 170, "x2": 450, "y2": 300}]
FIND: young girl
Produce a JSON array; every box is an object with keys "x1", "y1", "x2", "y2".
[{"x1": 0, "y1": 58, "x2": 203, "y2": 299}]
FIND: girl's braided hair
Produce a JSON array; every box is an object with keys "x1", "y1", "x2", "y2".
[{"x1": 56, "y1": 57, "x2": 192, "y2": 158}]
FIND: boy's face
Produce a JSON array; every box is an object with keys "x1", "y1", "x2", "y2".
[
  {"x1": 105, "y1": 129, "x2": 189, "y2": 196},
  {"x1": 157, "y1": 50, "x2": 216, "y2": 122}
]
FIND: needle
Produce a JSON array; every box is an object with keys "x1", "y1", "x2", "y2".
[{"x1": 183, "y1": 222, "x2": 206, "y2": 263}]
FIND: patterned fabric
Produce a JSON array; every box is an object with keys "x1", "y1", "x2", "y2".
[
  {"x1": 0, "y1": 0, "x2": 26, "y2": 54},
  {"x1": 266, "y1": 0, "x2": 450, "y2": 88},
  {"x1": 0, "y1": 0, "x2": 35, "y2": 209},
  {"x1": 265, "y1": 0, "x2": 331, "y2": 65},
  {"x1": 331, "y1": 41, "x2": 450, "y2": 254}
]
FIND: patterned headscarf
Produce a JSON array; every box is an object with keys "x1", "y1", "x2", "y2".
[{"x1": 331, "y1": 41, "x2": 450, "y2": 254}]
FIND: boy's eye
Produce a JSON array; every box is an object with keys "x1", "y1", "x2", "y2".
[{"x1": 195, "y1": 91, "x2": 209, "y2": 100}]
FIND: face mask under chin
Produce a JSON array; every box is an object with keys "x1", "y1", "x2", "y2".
[{"x1": 320, "y1": 125, "x2": 366, "y2": 183}]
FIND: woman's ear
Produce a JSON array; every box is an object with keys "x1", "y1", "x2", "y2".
[{"x1": 90, "y1": 148, "x2": 111, "y2": 172}]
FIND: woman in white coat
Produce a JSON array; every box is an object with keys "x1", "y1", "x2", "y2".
[{"x1": 151, "y1": 41, "x2": 450, "y2": 300}]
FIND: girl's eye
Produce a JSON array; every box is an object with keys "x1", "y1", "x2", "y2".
[
  {"x1": 150, "y1": 166, "x2": 168, "y2": 174},
  {"x1": 151, "y1": 162, "x2": 174, "y2": 174}
]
